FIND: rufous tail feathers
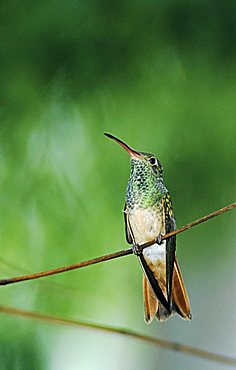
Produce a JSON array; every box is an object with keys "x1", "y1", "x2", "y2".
[
  {"x1": 143, "y1": 259, "x2": 191, "y2": 323},
  {"x1": 172, "y1": 259, "x2": 192, "y2": 320}
]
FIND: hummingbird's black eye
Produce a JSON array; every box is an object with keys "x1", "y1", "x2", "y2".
[{"x1": 149, "y1": 157, "x2": 157, "y2": 166}]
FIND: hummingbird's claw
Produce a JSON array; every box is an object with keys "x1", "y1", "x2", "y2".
[
  {"x1": 132, "y1": 244, "x2": 142, "y2": 256},
  {"x1": 156, "y1": 233, "x2": 163, "y2": 245}
]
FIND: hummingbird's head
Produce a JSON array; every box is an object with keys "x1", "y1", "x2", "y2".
[
  {"x1": 104, "y1": 133, "x2": 163, "y2": 179},
  {"x1": 105, "y1": 133, "x2": 166, "y2": 208}
]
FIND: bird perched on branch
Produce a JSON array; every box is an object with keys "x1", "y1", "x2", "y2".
[{"x1": 105, "y1": 133, "x2": 191, "y2": 323}]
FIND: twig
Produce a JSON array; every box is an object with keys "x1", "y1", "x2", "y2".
[
  {"x1": 0, "y1": 202, "x2": 235, "y2": 286},
  {"x1": 0, "y1": 305, "x2": 235, "y2": 367}
]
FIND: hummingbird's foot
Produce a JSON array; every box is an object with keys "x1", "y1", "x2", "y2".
[
  {"x1": 132, "y1": 244, "x2": 142, "y2": 256},
  {"x1": 156, "y1": 233, "x2": 164, "y2": 245}
]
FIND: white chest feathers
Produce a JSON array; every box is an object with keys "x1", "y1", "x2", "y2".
[
  {"x1": 128, "y1": 206, "x2": 164, "y2": 245},
  {"x1": 143, "y1": 241, "x2": 166, "y2": 264}
]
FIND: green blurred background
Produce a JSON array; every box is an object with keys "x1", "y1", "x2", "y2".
[{"x1": 0, "y1": 0, "x2": 236, "y2": 369}]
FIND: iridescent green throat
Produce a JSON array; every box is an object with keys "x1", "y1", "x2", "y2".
[{"x1": 126, "y1": 158, "x2": 168, "y2": 209}]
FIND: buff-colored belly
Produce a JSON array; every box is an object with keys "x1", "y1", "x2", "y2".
[
  {"x1": 128, "y1": 207, "x2": 164, "y2": 245},
  {"x1": 128, "y1": 206, "x2": 166, "y2": 283}
]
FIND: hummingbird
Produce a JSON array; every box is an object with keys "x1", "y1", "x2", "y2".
[{"x1": 105, "y1": 133, "x2": 191, "y2": 323}]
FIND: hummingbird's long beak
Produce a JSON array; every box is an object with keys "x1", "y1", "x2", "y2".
[{"x1": 104, "y1": 133, "x2": 141, "y2": 159}]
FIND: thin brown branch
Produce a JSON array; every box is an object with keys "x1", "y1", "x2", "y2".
[
  {"x1": 0, "y1": 305, "x2": 235, "y2": 367},
  {"x1": 0, "y1": 202, "x2": 235, "y2": 286}
]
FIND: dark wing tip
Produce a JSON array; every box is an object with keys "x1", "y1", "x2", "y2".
[{"x1": 187, "y1": 312, "x2": 192, "y2": 320}]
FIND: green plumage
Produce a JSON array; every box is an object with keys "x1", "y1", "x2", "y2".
[
  {"x1": 126, "y1": 155, "x2": 168, "y2": 210},
  {"x1": 105, "y1": 133, "x2": 191, "y2": 322}
]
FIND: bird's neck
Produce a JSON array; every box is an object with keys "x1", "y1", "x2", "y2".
[{"x1": 126, "y1": 173, "x2": 166, "y2": 210}]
